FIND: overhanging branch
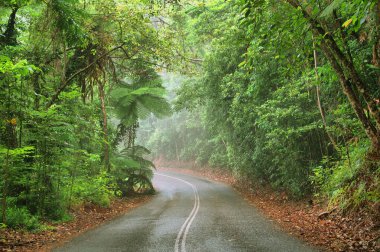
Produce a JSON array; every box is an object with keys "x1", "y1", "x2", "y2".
[{"x1": 46, "y1": 43, "x2": 126, "y2": 108}]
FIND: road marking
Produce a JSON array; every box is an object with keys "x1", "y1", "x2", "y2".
[{"x1": 155, "y1": 173, "x2": 200, "y2": 252}]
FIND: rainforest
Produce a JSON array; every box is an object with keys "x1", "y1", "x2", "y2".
[{"x1": 1, "y1": 0, "x2": 379, "y2": 251}]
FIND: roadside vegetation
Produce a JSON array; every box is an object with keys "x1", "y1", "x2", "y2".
[
  {"x1": 0, "y1": 0, "x2": 172, "y2": 233},
  {"x1": 140, "y1": 0, "x2": 380, "y2": 217}
]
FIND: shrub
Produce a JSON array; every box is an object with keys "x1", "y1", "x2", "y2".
[
  {"x1": 5, "y1": 206, "x2": 41, "y2": 231},
  {"x1": 70, "y1": 173, "x2": 112, "y2": 208},
  {"x1": 312, "y1": 140, "x2": 380, "y2": 211}
]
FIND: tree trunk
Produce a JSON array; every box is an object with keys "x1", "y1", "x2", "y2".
[
  {"x1": 46, "y1": 44, "x2": 125, "y2": 108},
  {"x1": 373, "y1": 1, "x2": 380, "y2": 89},
  {"x1": 2, "y1": 112, "x2": 17, "y2": 225},
  {"x1": 291, "y1": 1, "x2": 380, "y2": 128},
  {"x1": 286, "y1": 0, "x2": 380, "y2": 155},
  {"x1": 127, "y1": 123, "x2": 138, "y2": 148},
  {"x1": 1, "y1": 78, "x2": 18, "y2": 224},
  {"x1": 175, "y1": 140, "x2": 179, "y2": 161},
  {"x1": 98, "y1": 82, "x2": 110, "y2": 172},
  {"x1": 32, "y1": 73, "x2": 41, "y2": 110},
  {"x1": 321, "y1": 41, "x2": 380, "y2": 150},
  {"x1": 313, "y1": 46, "x2": 339, "y2": 151},
  {"x1": 2, "y1": 149, "x2": 10, "y2": 224},
  {"x1": 0, "y1": 6, "x2": 19, "y2": 46}
]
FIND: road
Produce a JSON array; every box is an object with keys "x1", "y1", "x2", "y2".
[{"x1": 54, "y1": 171, "x2": 318, "y2": 252}]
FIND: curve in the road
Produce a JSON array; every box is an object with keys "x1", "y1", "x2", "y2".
[
  {"x1": 155, "y1": 173, "x2": 200, "y2": 252},
  {"x1": 54, "y1": 171, "x2": 318, "y2": 252}
]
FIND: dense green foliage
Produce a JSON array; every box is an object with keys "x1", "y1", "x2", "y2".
[
  {"x1": 0, "y1": 0, "x2": 172, "y2": 229},
  {"x1": 1, "y1": 0, "x2": 379, "y2": 231},
  {"x1": 141, "y1": 0, "x2": 380, "y2": 213}
]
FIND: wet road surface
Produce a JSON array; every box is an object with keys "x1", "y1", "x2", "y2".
[{"x1": 54, "y1": 171, "x2": 318, "y2": 252}]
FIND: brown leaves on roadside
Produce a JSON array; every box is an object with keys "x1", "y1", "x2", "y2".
[
  {"x1": 159, "y1": 163, "x2": 380, "y2": 252},
  {"x1": 0, "y1": 196, "x2": 152, "y2": 252}
]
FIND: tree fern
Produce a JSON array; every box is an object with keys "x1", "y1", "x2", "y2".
[
  {"x1": 111, "y1": 145, "x2": 155, "y2": 196},
  {"x1": 111, "y1": 85, "x2": 172, "y2": 126}
]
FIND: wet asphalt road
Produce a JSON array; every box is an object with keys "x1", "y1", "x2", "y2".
[{"x1": 54, "y1": 171, "x2": 318, "y2": 252}]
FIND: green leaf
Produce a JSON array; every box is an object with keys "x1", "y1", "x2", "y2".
[{"x1": 320, "y1": 0, "x2": 344, "y2": 18}]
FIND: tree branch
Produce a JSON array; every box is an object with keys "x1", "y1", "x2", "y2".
[
  {"x1": 285, "y1": 0, "x2": 380, "y2": 134},
  {"x1": 46, "y1": 43, "x2": 126, "y2": 108}
]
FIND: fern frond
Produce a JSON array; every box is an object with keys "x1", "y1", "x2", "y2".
[
  {"x1": 111, "y1": 86, "x2": 171, "y2": 124},
  {"x1": 320, "y1": 0, "x2": 344, "y2": 18},
  {"x1": 121, "y1": 145, "x2": 151, "y2": 156}
]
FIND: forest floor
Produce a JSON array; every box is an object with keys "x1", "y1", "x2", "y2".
[
  {"x1": 0, "y1": 195, "x2": 152, "y2": 252},
  {"x1": 156, "y1": 160, "x2": 380, "y2": 252}
]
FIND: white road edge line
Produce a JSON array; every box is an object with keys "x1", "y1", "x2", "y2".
[{"x1": 155, "y1": 173, "x2": 200, "y2": 252}]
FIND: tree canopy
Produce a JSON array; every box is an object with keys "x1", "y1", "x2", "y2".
[{"x1": 140, "y1": 0, "x2": 380, "y2": 212}]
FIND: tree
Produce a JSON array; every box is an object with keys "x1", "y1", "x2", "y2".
[{"x1": 0, "y1": 0, "x2": 173, "y2": 228}]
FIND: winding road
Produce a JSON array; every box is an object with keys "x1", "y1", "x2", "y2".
[{"x1": 54, "y1": 171, "x2": 318, "y2": 252}]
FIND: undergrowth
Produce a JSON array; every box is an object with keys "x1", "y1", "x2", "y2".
[{"x1": 312, "y1": 140, "x2": 380, "y2": 214}]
